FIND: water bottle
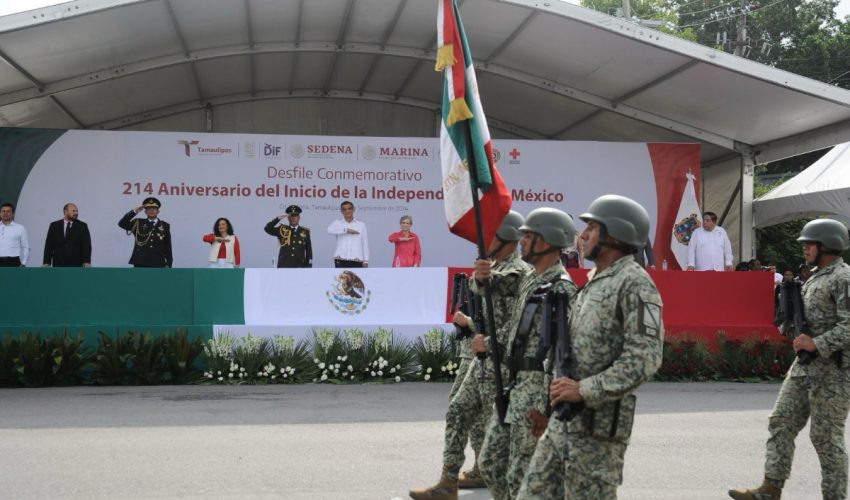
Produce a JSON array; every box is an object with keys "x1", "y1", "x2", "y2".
[{"x1": 661, "y1": 259, "x2": 668, "y2": 271}]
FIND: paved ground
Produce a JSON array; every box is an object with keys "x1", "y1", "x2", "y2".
[{"x1": 0, "y1": 381, "x2": 842, "y2": 499}]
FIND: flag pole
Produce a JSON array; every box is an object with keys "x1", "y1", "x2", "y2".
[{"x1": 463, "y1": 128, "x2": 509, "y2": 425}]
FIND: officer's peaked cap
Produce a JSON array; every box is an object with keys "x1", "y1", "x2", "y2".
[
  {"x1": 285, "y1": 205, "x2": 302, "y2": 215},
  {"x1": 142, "y1": 197, "x2": 161, "y2": 208}
]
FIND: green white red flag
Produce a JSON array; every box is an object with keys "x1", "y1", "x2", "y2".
[{"x1": 436, "y1": 0, "x2": 511, "y2": 245}]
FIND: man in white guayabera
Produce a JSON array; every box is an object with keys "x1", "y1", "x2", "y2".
[{"x1": 327, "y1": 200, "x2": 369, "y2": 268}]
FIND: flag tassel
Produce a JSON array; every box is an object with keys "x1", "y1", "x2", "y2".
[
  {"x1": 435, "y1": 44, "x2": 456, "y2": 71},
  {"x1": 446, "y1": 97, "x2": 473, "y2": 127}
]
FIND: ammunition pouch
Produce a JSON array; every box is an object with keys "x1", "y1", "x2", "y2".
[{"x1": 570, "y1": 394, "x2": 637, "y2": 443}]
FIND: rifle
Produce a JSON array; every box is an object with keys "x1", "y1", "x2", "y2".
[
  {"x1": 775, "y1": 280, "x2": 816, "y2": 365},
  {"x1": 537, "y1": 286, "x2": 583, "y2": 460},
  {"x1": 449, "y1": 272, "x2": 475, "y2": 341}
]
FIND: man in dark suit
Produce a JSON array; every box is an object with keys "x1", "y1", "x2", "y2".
[
  {"x1": 118, "y1": 197, "x2": 173, "y2": 268},
  {"x1": 264, "y1": 205, "x2": 312, "y2": 268},
  {"x1": 43, "y1": 203, "x2": 92, "y2": 267}
]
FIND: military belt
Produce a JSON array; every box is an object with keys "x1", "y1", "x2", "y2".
[{"x1": 507, "y1": 355, "x2": 544, "y2": 372}]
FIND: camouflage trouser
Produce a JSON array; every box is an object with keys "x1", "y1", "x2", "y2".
[
  {"x1": 449, "y1": 357, "x2": 473, "y2": 400},
  {"x1": 516, "y1": 416, "x2": 566, "y2": 500},
  {"x1": 443, "y1": 357, "x2": 492, "y2": 468},
  {"x1": 506, "y1": 403, "x2": 542, "y2": 499},
  {"x1": 765, "y1": 372, "x2": 850, "y2": 499},
  {"x1": 479, "y1": 410, "x2": 511, "y2": 500},
  {"x1": 563, "y1": 433, "x2": 627, "y2": 500}
]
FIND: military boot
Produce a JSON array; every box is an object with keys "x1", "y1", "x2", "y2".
[
  {"x1": 728, "y1": 478, "x2": 782, "y2": 500},
  {"x1": 409, "y1": 466, "x2": 459, "y2": 500},
  {"x1": 457, "y1": 463, "x2": 486, "y2": 489}
]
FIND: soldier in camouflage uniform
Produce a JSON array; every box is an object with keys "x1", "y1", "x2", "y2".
[
  {"x1": 410, "y1": 212, "x2": 530, "y2": 500},
  {"x1": 729, "y1": 218, "x2": 850, "y2": 500},
  {"x1": 549, "y1": 194, "x2": 664, "y2": 500},
  {"x1": 516, "y1": 398, "x2": 568, "y2": 499},
  {"x1": 478, "y1": 207, "x2": 578, "y2": 499}
]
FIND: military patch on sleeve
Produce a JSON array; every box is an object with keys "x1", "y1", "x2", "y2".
[
  {"x1": 844, "y1": 283, "x2": 850, "y2": 310},
  {"x1": 638, "y1": 299, "x2": 662, "y2": 338}
]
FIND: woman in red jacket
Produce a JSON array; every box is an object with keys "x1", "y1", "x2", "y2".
[
  {"x1": 203, "y1": 217, "x2": 241, "y2": 268},
  {"x1": 388, "y1": 215, "x2": 421, "y2": 267}
]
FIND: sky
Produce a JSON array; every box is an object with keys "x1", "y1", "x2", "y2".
[{"x1": 0, "y1": 0, "x2": 847, "y2": 30}]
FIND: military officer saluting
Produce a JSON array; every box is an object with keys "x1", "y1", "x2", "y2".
[
  {"x1": 118, "y1": 197, "x2": 173, "y2": 268},
  {"x1": 265, "y1": 205, "x2": 312, "y2": 268}
]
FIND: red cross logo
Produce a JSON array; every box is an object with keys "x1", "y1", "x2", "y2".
[{"x1": 508, "y1": 148, "x2": 521, "y2": 160}]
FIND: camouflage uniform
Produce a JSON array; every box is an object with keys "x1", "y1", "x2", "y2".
[
  {"x1": 516, "y1": 409, "x2": 566, "y2": 499},
  {"x1": 479, "y1": 260, "x2": 576, "y2": 499},
  {"x1": 565, "y1": 255, "x2": 663, "y2": 500},
  {"x1": 443, "y1": 252, "x2": 530, "y2": 473},
  {"x1": 764, "y1": 258, "x2": 850, "y2": 499}
]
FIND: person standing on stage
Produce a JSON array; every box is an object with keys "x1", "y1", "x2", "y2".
[
  {"x1": 118, "y1": 197, "x2": 173, "y2": 268},
  {"x1": 388, "y1": 215, "x2": 421, "y2": 267},
  {"x1": 204, "y1": 217, "x2": 240, "y2": 268},
  {"x1": 265, "y1": 205, "x2": 312, "y2": 268},
  {"x1": 0, "y1": 202, "x2": 29, "y2": 267},
  {"x1": 549, "y1": 194, "x2": 663, "y2": 499},
  {"x1": 687, "y1": 211, "x2": 733, "y2": 271},
  {"x1": 327, "y1": 200, "x2": 368, "y2": 268},
  {"x1": 729, "y1": 218, "x2": 850, "y2": 500},
  {"x1": 42, "y1": 202, "x2": 92, "y2": 267}
]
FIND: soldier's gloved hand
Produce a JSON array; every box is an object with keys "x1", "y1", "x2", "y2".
[
  {"x1": 471, "y1": 334, "x2": 487, "y2": 354},
  {"x1": 528, "y1": 408, "x2": 548, "y2": 439},
  {"x1": 473, "y1": 258, "x2": 492, "y2": 282}
]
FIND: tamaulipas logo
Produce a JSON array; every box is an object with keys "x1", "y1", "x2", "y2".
[
  {"x1": 673, "y1": 213, "x2": 700, "y2": 245},
  {"x1": 327, "y1": 270, "x2": 371, "y2": 315}
]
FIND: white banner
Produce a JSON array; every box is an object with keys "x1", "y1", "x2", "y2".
[
  {"x1": 243, "y1": 267, "x2": 449, "y2": 325},
  {"x1": 15, "y1": 131, "x2": 664, "y2": 268}
]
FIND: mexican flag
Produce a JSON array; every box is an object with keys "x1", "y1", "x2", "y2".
[{"x1": 436, "y1": 0, "x2": 511, "y2": 245}]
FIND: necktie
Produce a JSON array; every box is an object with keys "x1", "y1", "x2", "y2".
[{"x1": 65, "y1": 221, "x2": 71, "y2": 237}]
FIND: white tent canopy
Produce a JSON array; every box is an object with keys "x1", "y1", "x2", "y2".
[{"x1": 753, "y1": 143, "x2": 850, "y2": 228}]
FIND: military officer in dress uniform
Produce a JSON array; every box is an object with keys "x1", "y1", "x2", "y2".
[
  {"x1": 265, "y1": 205, "x2": 312, "y2": 268},
  {"x1": 118, "y1": 197, "x2": 173, "y2": 268}
]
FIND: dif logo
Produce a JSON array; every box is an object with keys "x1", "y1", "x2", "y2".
[{"x1": 263, "y1": 143, "x2": 282, "y2": 159}]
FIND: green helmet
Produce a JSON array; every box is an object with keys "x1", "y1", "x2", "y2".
[
  {"x1": 519, "y1": 208, "x2": 576, "y2": 248},
  {"x1": 496, "y1": 211, "x2": 524, "y2": 241},
  {"x1": 797, "y1": 218, "x2": 850, "y2": 251},
  {"x1": 579, "y1": 194, "x2": 649, "y2": 248}
]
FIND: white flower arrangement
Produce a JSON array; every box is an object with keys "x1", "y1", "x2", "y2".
[
  {"x1": 344, "y1": 328, "x2": 364, "y2": 350},
  {"x1": 423, "y1": 330, "x2": 444, "y2": 354}
]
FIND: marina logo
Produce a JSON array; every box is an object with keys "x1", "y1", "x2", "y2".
[
  {"x1": 492, "y1": 148, "x2": 502, "y2": 163},
  {"x1": 361, "y1": 145, "x2": 377, "y2": 160},
  {"x1": 376, "y1": 146, "x2": 431, "y2": 160},
  {"x1": 327, "y1": 271, "x2": 371, "y2": 315}
]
